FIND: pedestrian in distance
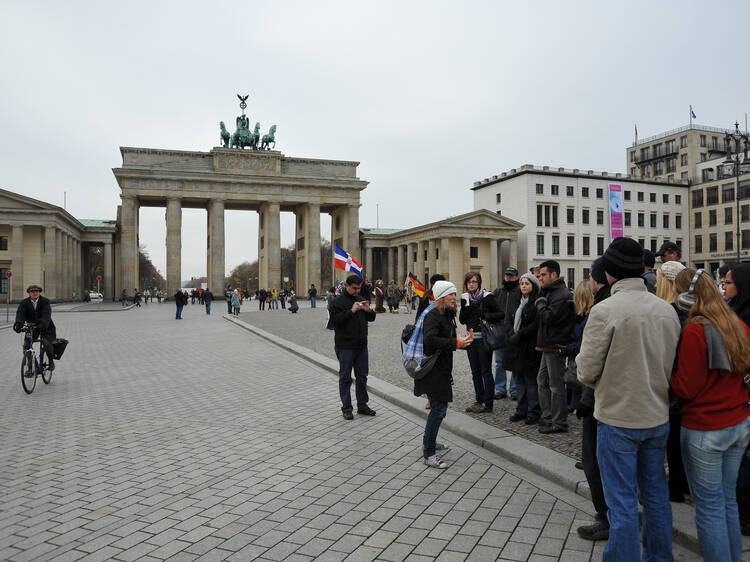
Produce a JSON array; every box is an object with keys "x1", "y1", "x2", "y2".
[
  {"x1": 577, "y1": 237, "x2": 681, "y2": 561},
  {"x1": 308, "y1": 284, "x2": 318, "y2": 308},
  {"x1": 459, "y1": 272, "x2": 494, "y2": 414},
  {"x1": 288, "y1": 293, "x2": 299, "y2": 313},
  {"x1": 671, "y1": 267, "x2": 750, "y2": 562},
  {"x1": 534, "y1": 260, "x2": 576, "y2": 434},
  {"x1": 121, "y1": 289, "x2": 128, "y2": 307},
  {"x1": 232, "y1": 289, "x2": 241, "y2": 316},
  {"x1": 174, "y1": 289, "x2": 186, "y2": 319},
  {"x1": 204, "y1": 287, "x2": 213, "y2": 314},
  {"x1": 386, "y1": 280, "x2": 402, "y2": 313},
  {"x1": 414, "y1": 280, "x2": 474, "y2": 469},
  {"x1": 329, "y1": 275, "x2": 377, "y2": 420},
  {"x1": 225, "y1": 287, "x2": 233, "y2": 314}
]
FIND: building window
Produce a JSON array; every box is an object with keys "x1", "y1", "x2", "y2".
[
  {"x1": 651, "y1": 239, "x2": 658, "y2": 253},
  {"x1": 676, "y1": 194, "x2": 682, "y2": 204},
  {"x1": 692, "y1": 189, "x2": 704, "y2": 208},
  {"x1": 643, "y1": 165, "x2": 651, "y2": 178},
  {"x1": 435, "y1": 248, "x2": 439, "y2": 259},
  {"x1": 726, "y1": 231, "x2": 734, "y2": 251},
  {"x1": 712, "y1": 136, "x2": 718, "y2": 150},
  {"x1": 723, "y1": 183, "x2": 735, "y2": 202},
  {"x1": 582, "y1": 209, "x2": 590, "y2": 224},
  {"x1": 695, "y1": 235, "x2": 703, "y2": 253},
  {"x1": 681, "y1": 171, "x2": 689, "y2": 180},
  {"x1": 567, "y1": 208, "x2": 575, "y2": 224},
  {"x1": 663, "y1": 214, "x2": 670, "y2": 229},
  {"x1": 743, "y1": 205, "x2": 750, "y2": 222},
  {"x1": 641, "y1": 147, "x2": 651, "y2": 160},
  {"x1": 638, "y1": 238, "x2": 646, "y2": 248},
  {"x1": 663, "y1": 194, "x2": 669, "y2": 204},
  {"x1": 551, "y1": 184, "x2": 559, "y2": 196},
  {"x1": 582, "y1": 187, "x2": 589, "y2": 198},
  {"x1": 654, "y1": 161, "x2": 664, "y2": 175},
  {"x1": 666, "y1": 139, "x2": 676, "y2": 153},
  {"x1": 536, "y1": 183, "x2": 544, "y2": 194},
  {"x1": 630, "y1": 151, "x2": 636, "y2": 162},
  {"x1": 624, "y1": 190, "x2": 631, "y2": 200},
  {"x1": 583, "y1": 268, "x2": 590, "y2": 280},
  {"x1": 624, "y1": 212, "x2": 631, "y2": 226},
  {"x1": 709, "y1": 233, "x2": 717, "y2": 252},
  {"x1": 700, "y1": 135, "x2": 706, "y2": 147},
  {"x1": 706, "y1": 185, "x2": 718, "y2": 205},
  {"x1": 596, "y1": 188, "x2": 603, "y2": 199},
  {"x1": 582, "y1": 236, "x2": 590, "y2": 256},
  {"x1": 650, "y1": 213, "x2": 657, "y2": 228},
  {"x1": 567, "y1": 236, "x2": 575, "y2": 256},
  {"x1": 424, "y1": 250, "x2": 428, "y2": 260},
  {"x1": 638, "y1": 191, "x2": 644, "y2": 202},
  {"x1": 552, "y1": 206, "x2": 558, "y2": 228},
  {"x1": 680, "y1": 135, "x2": 687, "y2": 148},
  {"x1": 681, "y1": 153, "x2": 688, "y2": 166},
  {"x1": 631, "y1": 167, "x2": 636, "y2": 176},
  {"x1": 544, "y1": 205, "x2": 550, "y2": 227},
  {"x1": 650, "y1": 193, "x2": 656, "y2": 203},
  {"x1": 694, "y1": 212, "x2": 702, "y2": 228},
  {"x1": 654, "y1": 143, "x2": 663, "y2": 157},
  {"x1": 638, "y1": 212, "x2": 645, "y2": 227},
  {"x1": 470, "y1": 246, "x2": 478, "y2": 259},
  {"x1": 709, "y1": 209, "x2": 717, "y2": 226},
  {"x1": 740, "y1": 180, "x2": 750, "y2": 199},
  {"x1": 566, "y1": 185, "x2": 574, "y2": 197},
  {"x1": 496, "y1": 193, "x2": 502, "y2": 204},
  {"x1": 744, "y1": 230, "x2": 750, "y2": 249},
  {"x1": 297, "y1": 237, "x2": 305, "y2": 250},
  {"x1": 666, "y1": 157, "x2": 676, "y2": 173},
  {"x1": 676, "y1": 215, "x2": 682, "y2": 229},
  {"x1": 0, "y1": 237, "x2": 7, "y2": 251},
  {"x1": 567, "y1": 268, "x2": 575, "y2": 290},
  {"x1": 725, "y1": 207, "x2": 733, "y2": 224},
  {"x1": 701, "y1": 153, "x2": 707, "y2": 162},
  {"x1": 0, "y1": 268, "x2": 7, "y2": 294},
  {"x1": 538, "y1": 204, "x2": 558, "y2": 227},
  {"x1": 536, "y1": 234, "x2": 545, "y2": 255},
  {"x1": 537, "y1": 205, "x2": 543, "y2": 227},
  {"x1": 552, "y1": 235, "x2": 559, "y2": 255},
  {"x1": 596, "y1": 210, "x2": 604, "y2": 225},
  {"x1": 597, "y1": 236, "x2": 604, "y2": 256}
]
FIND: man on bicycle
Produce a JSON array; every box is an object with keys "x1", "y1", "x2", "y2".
[{"x1": 13, "y1": 285, "x2": 57, "y2": 371}]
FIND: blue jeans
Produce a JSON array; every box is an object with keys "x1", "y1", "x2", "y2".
[
  {"x1": 597, "y1": 421, "x2": 672, "y2": 562},
  {"x1": 514, "y1": 368, "x2": 541, "y2": 421},
  {"x1": 336, "y1": 347, "x2": 369, "y2": 413},
  {"x1": 175, "y1": 305, "x2": 183, "y2": 319},
  {"x1": 310, "y1": 295, "x2": 316, "y2": 308},
  {"x1": 681, "y1": 418, "x2": 750, "y2": 562},
  {"x1": 466, "y1": 340, "x2": 493, "y2": 409},
  {"x1": 424, "y1": 398, "x2": 448, "y2": 458},
  {"x1": 205, "y1": 301, "x2": 211, "y2": 315},
  {"x1": 494, "y1": 348, "x2": 516, "y2": 394}
]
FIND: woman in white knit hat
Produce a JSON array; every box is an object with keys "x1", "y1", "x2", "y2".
[{"x1": 413, "y1": 280, "x2": 474, "y2": 468}]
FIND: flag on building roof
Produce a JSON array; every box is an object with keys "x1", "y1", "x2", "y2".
[
  {"x1": 690, "y1": 105, "x2": 697, "y2": 119},
  {"x1": 334, "y1": 244, "x2": 363, "y2": 277},
  {"x1": 407, "y1": 273, "x2": 426, "y2": 298},
  {"x1": 634, "y1": 123, "x2": 638, "y2": 143}
]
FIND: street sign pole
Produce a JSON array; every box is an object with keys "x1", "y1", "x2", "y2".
[{"x1": 5, "y1": 270, "x2": 12, "y2": 324}]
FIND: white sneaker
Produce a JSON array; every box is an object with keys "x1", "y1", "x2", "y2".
[{"x1": 424, "y1": 455, "x2": 448, "y2": 469}]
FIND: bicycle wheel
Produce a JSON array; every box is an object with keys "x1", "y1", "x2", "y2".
[
  {"x1": 41, "y1": 356, "x2": 52, "y2": 385},
  {"x1": 21, "y1": 350, "x2": 36, "y2": 394}
]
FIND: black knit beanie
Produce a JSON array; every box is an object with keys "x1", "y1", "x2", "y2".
[
  {"x1": 590, "y1": 257, "x2": 608, "y2": 285},
  {"x1": 602, "y1": 237, "x2": 644, "y2": 280}
]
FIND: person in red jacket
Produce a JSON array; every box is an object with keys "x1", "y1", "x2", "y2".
[{"x1": 671, "y1": 268, "x2": 750, "y2": 562}]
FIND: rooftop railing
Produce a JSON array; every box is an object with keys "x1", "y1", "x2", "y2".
[{"x1": 632, "y1": 124, "x2": 736, "y2": 146}]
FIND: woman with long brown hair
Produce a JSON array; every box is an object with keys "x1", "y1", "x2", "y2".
[{"x1": 671, "y1": 268, "x2": 750, "y2": 562}]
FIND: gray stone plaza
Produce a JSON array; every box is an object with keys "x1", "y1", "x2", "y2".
[{"x1": 0, "y1": 304, "x2": 707, "y2": 561}]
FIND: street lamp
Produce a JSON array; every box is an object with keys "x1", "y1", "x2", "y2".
[{"x1": 722, "y1": 122, "x2": 750, "y2": 263}]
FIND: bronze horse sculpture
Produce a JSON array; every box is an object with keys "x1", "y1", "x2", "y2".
[{"x1": 261, "y1": 125, "x2": 277, "y2": 150}]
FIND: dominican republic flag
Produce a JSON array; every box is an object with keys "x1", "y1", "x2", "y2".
[{"x1": 334, "y1": 245, "x2": 363, "y2": 277}]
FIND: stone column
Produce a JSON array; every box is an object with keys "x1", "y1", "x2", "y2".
[
  {"x1": 365, "y1": 245, "x2": 373, "y2": 281},
  {"x1": 266, "y1": 202, "x2": 281, "y2": 289},
  {"x1": 120, "y1": 196, "x2": 139, "y2": 296},
  {"x1": 74, "y1": 239, "x2": 81, "y2": 299},
  {"x1": 396, "y1": 245, "x2": 406, "y2": 283},
  {"x1": 207, "y1": 199, "x2": 225, "y2": 294},
  {"x1": 489, "y1": 238, "x2": 499, "y2": 290},
  {"x1": 11, "y1": 225, "x2": 24, "y2": 302},
  {"x1": 63, "y1": 234, "x2": 71, "y2": 299},
  {"x1": 348, "y1": 204, "x2": 360, "y2": 266},
  {"x1": 307, "y1": 202, "x2": 321, "y2": 291},
  {"x1": 104, "y1": 242, "x2": 114, "y2": 300},
  {"x1": 416, "y1": 241, "x2": 425, "y2": 285},
  {"x1": 498, "y1": 240, "x2": 505, "y2": 279},
  {"x1": 441, "y1": 238, "x2": 451, "y2": 278},
  {"x1": 55, "y1": 230, "x2": 63, "y2": 300},
  {"x1": 509, "y1": 239, "x2": 518, "y2": 270},
  {"x1": 406, "y1": 243, "x2": 415, "y2": 276},
  {"x1": 44, "y1": 227, "x2": 56, "y2": 298},
  {"x1": 384, "y1": 246, "x2": 393, "y2": 282},
  {"x1": 428, "y1": 239, "x2": 437, "y2": 281},
  {"x1": 257, "y1": 209, "x2": 266, "y2": 290},
  {"x1": 462, "y1": 237, "x2": 471, "y2": 276},
  {"x1": 165, "y1": 198, "x2": 182, "y2": 296}
]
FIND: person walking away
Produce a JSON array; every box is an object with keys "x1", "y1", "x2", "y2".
[
  {"x1": 671, "y1": 267, "x2": 750, "y2": 562},
  {"x1": 134, "y1": 289, "x2": 141, "y2": 307},
  {"x1": 534, "y1": 260, "x2": 576, "y2": 434},
  {"x1": 574, "y1": 258, "x2": 611, "y2": 541},
  {"x1": 642, "y1": 249, "x2": 657, "y2": 294},
  {"x1": 204, "y1": 287, "x2": 213, "y2": 315},
  {"x1": 280, "y1": 288, "x2": 286, "y2": 309},
  {"x1": 308, "y1": 284, "x2": 318, "y2": 308},
  {"x1": 225, "y1": 287, "x2": 233, "y2": 314},
  {"x1": 503, "y1": 273, "x2": 542, "y2": 425},
  {"x1": 459, "y1": 272, "x2": 494, "y2": 413},
  {"x1": 258, "y1": 288, "x2": 266, "y2": 310},
  {"x1": 174, "y1": 289, "x2": 185, "y2": 319},
  {"x1": 492, "y1": 267, "x2": 521, "y2": 400},
  {"x1": 329, "y1": 275, "x2": 377, "y2": 419},
  {"x1": 13, "y1": 285, "x2": 57, "y2": 372},
  {"x1": 143, "y1": 289, "x2": 150, "y2": 304},
  {"x1": 577, "y1": 238, "x2": 681, "y2": 561},
  {"x1": 121, "y1": 289, "x2": 128, "y2": 307},
  {"x1": 414, "y1": 280, "x2": 474, "y2": 468}
]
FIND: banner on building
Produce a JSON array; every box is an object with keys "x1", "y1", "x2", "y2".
[{"x1": 608, "y1": 183, "x2": 624, "y2": 241}]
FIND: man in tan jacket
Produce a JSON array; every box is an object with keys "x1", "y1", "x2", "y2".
[{"x1": 577, "y1": 237, "x2": 681, "y2": 562}]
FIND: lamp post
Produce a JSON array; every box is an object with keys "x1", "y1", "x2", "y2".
[{"x1": 723, "y1": 122, "x2": 750, "y2": 263}]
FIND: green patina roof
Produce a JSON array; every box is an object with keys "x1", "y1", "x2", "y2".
[
  {"x1": 79, "y1": 219, "x2": 117, "y2": 228},
  {"x1": 363, "y1": 228, "x2": 402, "y2": 235}
]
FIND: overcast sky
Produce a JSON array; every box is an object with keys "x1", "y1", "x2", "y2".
[{"x1": 2, "y1": 1, "x2": 749, "y2": 279}]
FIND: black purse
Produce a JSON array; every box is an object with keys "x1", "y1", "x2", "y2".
[{"x1": 480, "y1": 319, "x2": 506, "y2": 350}]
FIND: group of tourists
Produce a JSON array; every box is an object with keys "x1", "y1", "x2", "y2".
[
  {"x1": 256, "y1": 287, "x2": 291, "y2": 310},
  {"x1": 173, "y1": 287, "x2": 213, "y2": 318}
]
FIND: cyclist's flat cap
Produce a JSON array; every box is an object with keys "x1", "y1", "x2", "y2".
[{"x1": 26, "y1": 285, "x2": 43, "y2": 293}]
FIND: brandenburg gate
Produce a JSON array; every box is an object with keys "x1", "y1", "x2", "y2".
[{"x1": 113, "y1": 147, "x2": 367, "y2": 295}]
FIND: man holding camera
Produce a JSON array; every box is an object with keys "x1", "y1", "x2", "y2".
[{"x1": 329, "y1": 274, "x2": 377, "y2": 419}]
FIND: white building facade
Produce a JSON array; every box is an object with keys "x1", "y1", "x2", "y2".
[{"x1": 473, "y1": 165, "x2": 690, "y2": 287}]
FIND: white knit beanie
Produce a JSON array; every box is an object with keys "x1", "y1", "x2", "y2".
[
  {"x1": 432, "y1": 280, "x2": 457, "y2": 300},
  {"x1": 660, "y1": 260, "x2": 686, "y2": 281}
]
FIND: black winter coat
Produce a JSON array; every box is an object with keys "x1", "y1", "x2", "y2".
[
  {"x1": 489, "y1": 281, "x2": 522, "y2": 330},
  {"x1": 15, "y1": 296, "x2": 56, "y2": 339},
  {"x1": 503, "y1": 291, "x2": 541, "y2": 376},
  {"x1": 535, "y1": 279, "x2": 576, "y2": 350},
  {"x1": 174, "y1": 291, "x2": 187, "y2": 306},
  {"x1": 330, "y1": 290, "x2": 375, "y2": 349},
  {"x1": 459, "y1": 291, "x2": 491, "y2": 332},
  {"x1": 414, "y1": 307, "x2": 457, "y2": 403}
]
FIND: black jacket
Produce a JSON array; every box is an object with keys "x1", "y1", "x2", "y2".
[
  {"x1": 579, "y1": 283, "x2": 610, "y2": 411},
  {"x1": 330, "y1": 290, "x2": 375, "y2": 349},
  {"x1": 174, "y1": 291, "x2": 186, "y2": 306},
  {"x1": 534, "y1": 279, "x2": 576, "y2": 350},
  {"x1": 459, "y1": 291, "x2": 491, "y2": 332},
  {"x1": 488, "y1": 280, "x2": 522, "y2": 329},
  {"x1": 503, "y1": 289, "x2": 541, "y2": 376},
  {"x1": 414, "y1": 307, "x2": 457, "y2": 403},
  {"x1": 15, "y1": 296, "x2": 56, "y2": 339},
  {"x1": 204, "y1": 290, "x2": 213, "y2": 303}
]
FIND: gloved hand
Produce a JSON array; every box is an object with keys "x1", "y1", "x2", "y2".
[
  {"x1": 575, "y1": 404, "x2": 593, "y2": 419},
  {"x1": 508, "y1": 333, "x2": 520, "y2": 345},
  {"x1": 13, "y1": 322, "x2": 22, "y2": 333},
  {"x1": 534, "y1": 296, "x2": 547, "y2": 310}
]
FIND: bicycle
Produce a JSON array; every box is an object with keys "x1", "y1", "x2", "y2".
[{"x1": 20, "y1": 322, "x2": 52, "y2": 394}]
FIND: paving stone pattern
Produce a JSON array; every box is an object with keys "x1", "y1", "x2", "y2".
[
  {"x1": 239, "y1": 300, "x2": 584, "y2": 461},
  {"x1": 0, "y1": 304, "x2": 700, "y2": 561}
]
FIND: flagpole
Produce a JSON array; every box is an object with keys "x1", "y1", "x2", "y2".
[{"x1": 689, "y1": 105, "x2": 692, "y2": 127}]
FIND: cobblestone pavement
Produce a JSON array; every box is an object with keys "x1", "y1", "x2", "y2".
[
  {"x1": 237, "y1": 300, "x2": 584, "y2": 462},
  {"x1": 0, "y1": 304, "x2": 701, "y2": 561}
]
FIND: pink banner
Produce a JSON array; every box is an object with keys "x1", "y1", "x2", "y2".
[{"x1": 608, "y1": 183, "x2": 624, "y2": 240}]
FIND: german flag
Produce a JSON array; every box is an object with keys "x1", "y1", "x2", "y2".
[{"x1": 408, "y1": 273, "x2": 426, "y2": 298}]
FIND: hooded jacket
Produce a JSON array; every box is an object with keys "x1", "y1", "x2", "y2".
[
  {"x1": 485, "y1": 280, "x2": 521, "y2": 328},
  {"x1": 534, "y1": 278, "x2": 576, "y2": 350}
]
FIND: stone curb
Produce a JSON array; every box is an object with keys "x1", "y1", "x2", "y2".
[
  {"x1": 223, "y1": 314, "x2": 703, "y2": 554},
  {"x1": 55, "y1": 303, "x2": 137, "y2": 312}
]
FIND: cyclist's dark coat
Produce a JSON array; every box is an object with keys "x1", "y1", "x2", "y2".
[{"x1": 15, "y1": 296, "x2": 56, "y2": 339}]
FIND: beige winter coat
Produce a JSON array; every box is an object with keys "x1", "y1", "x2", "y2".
[{"x1": 577, "y1": 277, "x2": 681, "y2": 429}]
